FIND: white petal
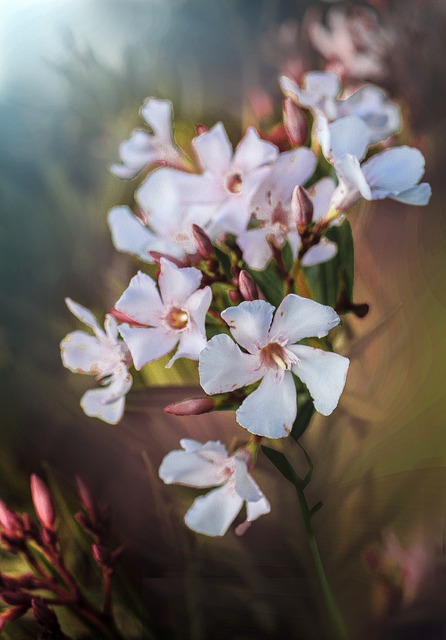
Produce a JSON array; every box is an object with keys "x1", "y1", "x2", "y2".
[
  {"x1": 180, "y1": 439, "x2": 228, "y2": 457},
  {"x1": 233, "y1": 458, "x2": 263, "y2": 502},
  {"x1": 115, "y1": 271, "x2": 164, "y2": 326},
  {"x1": 60, "y1": 331, "x2": 109, "y2": 375},
  {"x1": 107, "y1": 206, "x2": 155, "y2": 263},
  {"x1": 167, "y1": 329, "x2": 206, "y2": 367},
  {"x1": 110, "y1": 163, "x2": 141, "y2": 180},
  {"x1": 199, "y1": 334, "x2": 263, "y2": 395},
  {"x1": 335, "y1": 155, "x2": 372, "y2": 200},
  {"x1": 246, "y1": 495, "x2": 271, "y2": 522},
  {"x1": 325, "y1": 115, "x2": 370, "y2": 161},
  {"x1": 237, "y1": 227, "x2": 273, "y2": 270},
  {"x1": 159, "y1": 450, "x2": 225, "y2": 487},
  {"x1": 208, "y1": 197, "x2": 251, "y2": 236},
  {"x1": 362, "y1": 146, "x2": 425, "y2": 194},
  {"x1": 269, "y1": 294, "x2": 340, "y2": 343},
  {"x1": 232, "y1": 127, "x2": 278, "y2": 173},
  {"x1": 118, "y1": 325, "x2": 177, "y2": 370},
  {"x1": 104, "y1": 314, "x2": 119, "y2": 343},
  {"x1": 158, "y1": 259, "x2": 202, "y2": 306},
  {"x1": 185, "y1": 484, "x2": 243, "y2": 536},
  {"x1": 301, "y1": 238, "x2": 338, "y2": 267},
  {"x1": 117, "y1": 129, "x2": 158, "y2": 171},
  {"x1": 184, "y1": 286, "x2": 212, "y2": 332},
  {"x1": 65, "y1": 298, "x2": 103, "y2": 337},
  {"x1": 193, "y1": 122, "x2": 233, "y2": 175},
  {"x1": 80, "y1": 371, "x2": 132, "y2": 425},
  {"x1": 140, "y1": 98, "x2": 174, "y2": 142},
  {"x1": 236, "y1": 370, "x2": 297, "y2": 438},
  {"x1": 290, "y1": 345, "x2": 349, "y2": 416},
  {"x1": 339, "y1": 86, "x2": 401, "y2": 143},
  {"x1": 308, "y1": 177, "x2": 336, "y2": 222},
  {"x1": 390, "y1": 183, "x2": 432, "y2": 206},
  {"x1": 221, "y1": 300, "x2": 274, "y2": 352}
]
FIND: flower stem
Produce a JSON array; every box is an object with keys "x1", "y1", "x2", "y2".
[{"x1": 294, "y1": 484, "x2": 348, "y2": 640}]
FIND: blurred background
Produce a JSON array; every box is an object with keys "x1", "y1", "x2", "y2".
[{"x1": 1, "y1": 0, "x2": 446, "y2": 637}]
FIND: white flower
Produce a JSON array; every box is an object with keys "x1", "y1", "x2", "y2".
[
  {"x1": 116, "y1": 259, "x2": 212, "y2": 370},
  {"x1": 331, "y1": 146, "x2": 432, "y2": 212},
  {"x1": 60, "y1": 299, "x2": 132, "y2": 425},
  {"x1": 159, "y1": 439, "x2": 270, "y2": 537},
  {"x1": 199, "y1": 296, "x2": 349, "y2": 438},
  {"x1": 111, "y1": 98, "x2": 185, "y2": 179},
  {"x1": 237, "y1": 146, "x2": 337, "y2": 269}
]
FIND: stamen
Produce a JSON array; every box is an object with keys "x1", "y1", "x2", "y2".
[
  {"x1": 226, "y1": 172, "x2": 243, "y2": 194},
  {"x1": 165, "y1": 307, "x2": 189, "y2": 330}
]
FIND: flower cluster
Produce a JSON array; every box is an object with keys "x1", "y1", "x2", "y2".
[{"x1": 61, "y1": 70, "x2": 430, "y2": 537}]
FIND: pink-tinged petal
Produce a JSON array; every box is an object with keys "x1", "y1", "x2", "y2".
[
  {"x1": 208, "y1": 198, "x2": 251, "y2": 236},
  {"x1": 324, "y1": 115, "x2": 370, "y2": 161},
  {"x1": 140, "y1": 98, "x2": 174, "y2": 142},
  {"x1": 65, "y1": 298, "x2": 103, "y2": 337},
  {"x1": 233, "y1": 127, "x2": 278, "y2": 173},
  {"x1": 159, "y1": 450, "x2": 225, "y2": 487},
  {"x1": 221, "y1": 300, "x2": 274, "y2": 352},
  {"x1": 158, "y1": 259, "x2": 202, "y2": 306},
  {"x1": 184, "y1": 287, "x2": 212, "y2": 333},
  {"x1": 301, "y1": 238, "x2": 338, "y2": 267},
  {"x1": 334, "y1": 155, "x2": 372, "y2": 200},
  {"x1": 362, "y1": 146, "x2": 425, "y2": 194},
  {"x1": 308, "y1": 177, "x2": 336, "y2": 222},
  {"x1": 233, "y1": 458, "x2": 263, "y2": 502},
  {"x1": 115, "y1": 271, "x2": 163, "y2": 326},
  {"x1": 107, "y1": 206, "x2": 155, "y2": 263},
  {"x1": 391, "y1": 183, "x2": 431, "y2": 206},
  {"x1": 118, "y1": 325, "x2": 177, "y2": 370},
  {"x1": 60, "y1": 331, "x2": 109, "y2": 375},
  {"x1": 193, "y1": 122, "x2": 233, "y2": 175},
  {"x1": 167, "y1": 329, "x2": 207, "y2": 368},
  {"x1": 290, "y1": 345, "x2": 349, "y2": 416},
  {"x1": 236, "y1": 370, "x2": 297, "y2": 438},
  {"x1": 237, "y1": 227, "x2": 273, "y2": 271},
  {"x1": 185, "y1": 484, "x2": 243, "y2": 536},
  {"x1": 199, "y1": 334, "x2": 263, "y2": 395},
  {"x1": 246, "y1": 495, "x2": 271, "y2": 522},
  {"x1": 270, "y1": 294, "x2": 340, "y2": 343}
]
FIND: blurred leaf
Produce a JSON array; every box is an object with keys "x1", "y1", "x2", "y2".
[
  {"x1": 261, "y1": 446, "x2": 296, "y2": 485},
  {"x1": 248, "y1": 262, "x2": 284, "y2": 307},
  {"x1": 291, "y1": 397, "x2": 315, "y2": 442}
]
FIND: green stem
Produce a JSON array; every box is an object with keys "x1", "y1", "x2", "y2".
[{"x1": 294, "y1": 484, "x2": 349, "y2": 640}]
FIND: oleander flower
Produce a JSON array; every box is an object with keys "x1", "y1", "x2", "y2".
[
  {"x1": 159, "y1": 439, "x2": 270, "y2": 537},
  {"x1": 60, "y1": 299, "x2": 132, "y2": 424},
  {"x1": 199, "y1": 295, "x2": 349, "y2": 438},
  {"x1": 111, "y1": 98, "x2": 186, "y2": 179},
  {"x1": 116, "y1": 259, "x2": 212, "y2": 369}
]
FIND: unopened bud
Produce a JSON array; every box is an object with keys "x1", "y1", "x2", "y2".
[
  {"x1": 92, "y1": 543, "x2": 113, "y2": 567},
  {"x1": 149, "y1": 251, "x2": 185, "y2": 268},
  {"x1": 292, "y1": 185, "x2": 314, "y2": 231},
  {"x1": 164, "y1": 396, "x2": 215, "y2": 416},
  {"x1": 283, "y1": 97, "x2": 308, "y2": 147},
  {"x1": 41, "y1": 527, "x2": 57, "y2": 548},
  {"x1": 30, "y1": 475, "x2": 55, "y2": 530},
  {"x1": 228, "y1": 289, "x2": 241, "y2": 304},
  {"x1": 238, "y1": 270, "x2": 260, "y2": 301},
  {"x1": 0, "y1": 502, "x2": 21, "y2": 536},
  {"x1": 195, "y1": 123, "x2": 209, "y2": 136},
  {"x1": 75, "y1": 476, "x2": 96, "y2": 518},
  {"x1": 192, "y1": 224, "x2": 213, "y2": 258}
]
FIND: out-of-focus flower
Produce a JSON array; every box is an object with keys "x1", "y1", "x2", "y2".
[
  {"x1": 116, "y1": 259, "x2": 211, "y2": 370},
  {"x1": 61, "y1": 299, "x2": 132, "y2": 424},
  {"x1": 111, "y1": 98, "x2": 186, "y2": 179},
  {"x1": 199, "y1": 296, "x2": 349, "y2": 438},
  {"x1": 331, "y1": 146, "x2": 431, "y2": 213},
  {"x1": 159, "y1": 439, "x2": 270, "y2": 537}
]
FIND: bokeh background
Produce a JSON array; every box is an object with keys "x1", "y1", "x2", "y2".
[{"x1": 1, "y1": 0, "x2": 446, "y2": 638}]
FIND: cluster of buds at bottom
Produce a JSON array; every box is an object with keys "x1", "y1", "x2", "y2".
[{"x1": 0, "y1": 474, "x2": 124, "y2": 638}]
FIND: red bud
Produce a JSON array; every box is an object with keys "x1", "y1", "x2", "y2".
[
  {"x1": 195, "y1": 123, "x2": 209, "y2": 136},
  {"x1": 30, "y1": 475, "x2": 55, "y2": 530},
  {"x1": 238, "y1": 270, "x2": 260, "y2": 301},
  {"x1": 149, "y1": 252, "x2": 186, "y2": 268},
  {"x1": 164, "y1": 397, "x2": 215, "y2": 416},
  {"x1": 75, "y1": 476, "x2": 96, "y2": 517},
  {"x1": 228, "y1": 289, "x2": 241, "y2": 304},
  {"x1": 0, "y1": 502, "x2": 21, "y2": 536},
  {"x1": 283, "y1": 97, "x2": 308, "y2": 147},
  {"x1": 292, "y1": 185, "x2": 314, "y2": 231},
  {"x1": 192, "y1": 224, "x2": 213, "y2": 258}
]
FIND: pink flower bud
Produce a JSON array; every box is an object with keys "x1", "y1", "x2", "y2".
[
  {"x1": 164, "y1": 396, "x2": 215, "y2": 416},
  {"x1": 228, "y1": 289, "x2": 241, "y2": 304},
  {"x1": 92, "y1": 543, "x2": 112, "y2": 567},
  {"x1": 0, "y1": 501, "x2": 21, "y2": 536},
  {"x1": 149, "y1": 251, "x2": 186, "y2": 268},
  {"x1": 75, "y1": 476, "x2": 96, "y2": 517},
  {"x1": 30, "y1": 475, "x2": 55, "y2": 530},
  {"x1": 238, "y1": 270, "x2": 259, "y2": 301},
  {"x1": 283, "y1": 97, "x2": 308, "y2": 147},
  {"x1": 110, "y1": 309, "x2": 145, "y2": 327},
  {"x1": 292, "y1": 185, "x2": 314, "y2": 230},
  {"x1": 195, "y1": 123, "x2": 209, "y2": 136},
  {"x1": 192, "y1": 224, "x2": 213, "y2": 258}
]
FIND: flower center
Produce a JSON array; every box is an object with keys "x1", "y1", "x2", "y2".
[
  {"x1": 226, "y1": 172, "x2": 243, "y2": 194},
  {"x1": 165, "y1": 307, "x2": 189, "y2": 330},
  {"x1": 260, "y1": 342, "x2": 298, "y2": 372}
]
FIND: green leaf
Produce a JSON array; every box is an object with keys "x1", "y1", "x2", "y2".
[
  {"x1": 291, "y1": 397, "x2": 315, "y2": 441},
  {"x1": 261, "y1": 445, "x2": 297, "y2": 485},
  {"x1": 247, "y1": 262, "x2": 284, "y2": 307},
  {"x1": 214, "y1": 246, "x2": 233, "y2": 280},
  {"x1": 281, "y1": 241, "x2": 294, "y2": 272}
]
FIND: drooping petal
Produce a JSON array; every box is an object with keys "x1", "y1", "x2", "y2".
[
  {"x1": 184, "y1": 483, "x2": 243, "y2": 536},
  {"x1": 301, "y1": 238, "x2": 338, "y2": 267},
  {"x1": 390, "y1": 183, "x2": 432, "y2": 206},
  {"x1": 140, "y1": 97, "x2": 175, "y2": 142},
  {"x1": 362, "y1": 146, "x2": 425, "y2": 194},
  {"x1": 236, "y1": 370, "x2": 297, "y2": 438},
  {"x1": 115, "y1": 271, "x2": 164, "y2": 326},
  {"x1": 193, "y1": 122, "x2": 233, "y2": 176},
  {"x1": 269, "y1": 294, "x2": 340, "y2": 343},
  {"x1": 246, "y1": 495, "x2": 271, "y2": 522},
  {"x1": 233, "y1": 127, "x2": 278, "y2": 173},
  {"x1": 65, "y1": 298, "x2": 103, "y2": 338},
  {"x1": 118, "y1": 325, "x2": 178, "y2": 370},
  {"x1": 233, "y1": 458, "x2": 263, "y2": 502},
  {"x1": 81, "y1": 388, "x2": 126, "y2": 425},
  {"x1": 221, "y1": 300, "x2": 274, "y2": 353},
  {"x1": 335, "y1": 154, "x2": 372, "y2": 200},
  {"x1": 199, "y1": 334, "x2": 263, "y2": 395},
  {"x1": 290, "y1": 345, "x2": 349, "y2": 416},
  {"x1": 111, "y1": 130, "x2": 157, "y2": 179},
  {"x1": 107, "y1": 206, "x2": 155, "y2": 263},
  {"x1": 159, "y1": 450, "x2": 225, "y2": 487},
  {"x1": 60, "y1": 331, "x2": 110, "y2": 375},
  {"x1": 237, "y1": 227, "x2": 273, "y2": 270},
  {"x1": 158, "y1": 259, "x2": 202, "y2": 306}
]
